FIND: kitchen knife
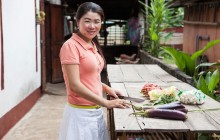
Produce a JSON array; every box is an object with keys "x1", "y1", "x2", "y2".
[{"x1": 112, "y1": 95, "x2": 145, "y2": 103}]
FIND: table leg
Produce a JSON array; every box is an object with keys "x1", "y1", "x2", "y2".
[
  {"x1": 177, "y1": 132, "x2": 183, "y2": 140},
  {"x1": 187, "y1": 132, "x2": 196, "y2": 140},
  {"x1": 118, "y1": 132, "x2": 127, "y2": 140},
  {"x1": 109, "y1": 109, "x2": 117, "y2": 140}
]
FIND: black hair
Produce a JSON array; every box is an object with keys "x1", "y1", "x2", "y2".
[
  {"x1": 76, "y1": 2, "x2": 104, "y2": 22},
  {"x1": 76, "y1": 2, "x2": 106, "y2": 70}
]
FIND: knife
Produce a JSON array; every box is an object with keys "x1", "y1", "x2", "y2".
[{"x1": 110, "y1": 95, "x2": 145, "y2": 103}]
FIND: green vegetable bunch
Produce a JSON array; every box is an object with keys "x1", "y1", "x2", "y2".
[{"x1": 153, "y1": 93, "x2": 178, "y2": 105}]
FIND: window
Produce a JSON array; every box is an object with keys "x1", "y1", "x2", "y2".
[{"x1": 98, "y1": 20, "x2": 127, "y2": 46}]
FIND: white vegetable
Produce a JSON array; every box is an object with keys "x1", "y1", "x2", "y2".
[
  {"x1": 163, "y1": 86, "x2": 177, "y2": 96},
  {"x1": 148, "y1": 86, "x2": 178, "y2": 101},
  {"x1": 178, "y1": 90, "x2": 206, "y2": 105},
  {"x1": 148, "y1": 89, "x2": 164, "y2": 101}
]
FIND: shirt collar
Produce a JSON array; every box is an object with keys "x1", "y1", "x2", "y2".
[{"x1": 71, "y1": 33, "x2": 97, "y2": 52}]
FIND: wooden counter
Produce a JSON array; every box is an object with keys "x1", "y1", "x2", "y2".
[{"x1": 107, "y1": 64, "x2": 220, "y2": 140}]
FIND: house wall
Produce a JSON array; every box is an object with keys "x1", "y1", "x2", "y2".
[
  {"x1": 0, "y1": 0, "x2": 42, "y2": 137},
  {"x1": 183, "y1": 3, "x2": 220, "y2": 63}
]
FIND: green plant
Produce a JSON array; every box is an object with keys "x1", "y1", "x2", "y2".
[
  {"x1": 195, "y1": 69, "x2": 220, "y2": 100},
  {"x1": 161, "y1": 40, "x2": 220, "y2": 77},
  {"x1": 194, "y1": 62, "x2": 220, "y2": 101},
  {"x1": 158, "y1": 49, "x2": 175, "y2": 64},
  {"x1": 167, "y1": 7, "x2": 184, "y2": 27},
  {"x1": 195, "y1": 62, "x2": 220, "y2": 79},
  {"x1": 139, "y1": 0, "x2": 184, "y2": 57},
  {"x1": 139, "y1": 0, "x2": 172, "y2": 57}
]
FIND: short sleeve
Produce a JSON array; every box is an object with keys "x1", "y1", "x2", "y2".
[{"x1": 59, "y1": 42, "x2": 80, "y2": 65}]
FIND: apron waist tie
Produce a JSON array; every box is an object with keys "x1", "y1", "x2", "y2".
[{"x1": 68, "y1": 103, "x2": 101, "y2": 109}]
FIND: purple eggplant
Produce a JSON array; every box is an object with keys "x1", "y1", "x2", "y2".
[
  {"x1": 133, "y1": 102, "x2": 185, "y2": 111},
  {"x1": 132, "y1": 109, "x2": 187, "y2": 121},
  {"x1": 154, "y1": 103, "x2": 185, "y2": 110},
  {"x1": 175, "y1": 108, "x2": 188, "y2": 113}
]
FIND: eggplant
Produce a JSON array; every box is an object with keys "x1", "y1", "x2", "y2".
[
  {"x1": 175, "y1": 108, "x2": 188, "y2": 113},
  {"x1": 147, "y1": 109, "x2": 187, "y2": 120},
  {"x1": 154, "y1": 102, "x2": 185, "y2": 110},
  {"x1": 133, "y1": 101, "x2": 185, "y2": 111},
  {"x1": 132, "y1": 109, "x2": 187, "y2": 121}
]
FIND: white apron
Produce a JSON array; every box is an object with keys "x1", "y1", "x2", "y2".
[{"x1": 59, "y1": 104, "x2": 110, "y2": 140}]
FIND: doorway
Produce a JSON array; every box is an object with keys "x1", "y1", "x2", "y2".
[{"x1": 45, "y1": 3, "x2": 64, "y2": 83}]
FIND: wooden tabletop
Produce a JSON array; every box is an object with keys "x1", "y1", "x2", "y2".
[{"x1": 107, "y1": 64, "x2": 220, "y2": 135}]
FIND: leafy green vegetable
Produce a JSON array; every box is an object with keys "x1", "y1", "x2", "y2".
[{"x1": 153, "y1": 94, "x2": 178, "y2": 105}]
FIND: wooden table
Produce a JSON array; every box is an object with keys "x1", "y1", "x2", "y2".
[{"x1": 107, "y1": 64, "x2": 220, "y2": 140}]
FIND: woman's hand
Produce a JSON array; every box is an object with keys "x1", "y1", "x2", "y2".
[
  {"x1": 103, "y1": 99, "x2": 130, "y2": 109},
  {"x1": 102, "y1": 83, "x2": 130, "y2": 109},
  {"x1": 109, "y1": 89, "x2": 122, "y2": 99},
  {"x1": 105, "y1": 87, "x2": 123, "y2": 99}
]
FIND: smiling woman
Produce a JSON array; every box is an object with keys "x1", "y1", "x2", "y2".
[
  {"x1": 76, "y1": 11, "x2": 102, "y2": 43},
  {"x1": 59, "y1": 2, "x2": 130, "y2": 140}
]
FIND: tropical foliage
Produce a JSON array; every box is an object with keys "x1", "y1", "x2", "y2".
[
  {"x1": 195, "y1": 69, "x2": 220, "y2": 101},
  {"x1": 194, "y1": 62, "x2": 220, "y2": 101},
  {"x1": 162, "y1": 40, "x2": 220, "y2": 101},
  {"x1": 139, "y1": 0, "x2": 184, "y2": 57},
  {"x1": 161, "y1": 40, "x2": 220, "y2": 77}
]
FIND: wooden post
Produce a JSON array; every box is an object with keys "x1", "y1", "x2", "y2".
[{"x1": 40, "y1": 0, "x2": 47, "y2": 90}]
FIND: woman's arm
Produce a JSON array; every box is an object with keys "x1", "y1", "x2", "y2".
[
  {"x1": 63, "y1": 64, "x2": 129, "y2": 109},
  {"x1": 102, "y1": 83, "x2": 123, "y2": 98}
]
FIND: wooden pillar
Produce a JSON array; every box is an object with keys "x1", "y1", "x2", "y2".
[{"x1": 40, "y1": 0, "x2": 47, "y2": 90}]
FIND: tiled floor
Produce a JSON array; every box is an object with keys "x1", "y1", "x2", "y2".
[
  {"x1": 2, "y1": 83, "x2": 67, "y2": 140},
  {"x1": 2, "y1": 83, "x2": 109, "y2": 140},
  {"x1": 2, "y1": 72, "x2": 110, "y2": 140}
]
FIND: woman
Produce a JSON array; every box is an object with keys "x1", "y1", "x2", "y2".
[{"x1": 59, "y1": 2, "x2": 129, "y2": 140}]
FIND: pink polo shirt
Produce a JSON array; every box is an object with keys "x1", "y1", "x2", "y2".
[{"x1": 59, "y1": 33, "x2": 104, "y2": 106}]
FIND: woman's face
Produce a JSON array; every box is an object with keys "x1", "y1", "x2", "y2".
[{"x1": 77, "y1": 11, "x2": 102, "y2": 42}]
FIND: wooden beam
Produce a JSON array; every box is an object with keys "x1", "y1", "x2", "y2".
[{"x1": 183, "y1": 20, "x2": 219, "y2": 26}]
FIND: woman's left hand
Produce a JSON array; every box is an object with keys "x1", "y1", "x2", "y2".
[{"x1": 106, "y1": 88, "x2": 122, "y2": 99}]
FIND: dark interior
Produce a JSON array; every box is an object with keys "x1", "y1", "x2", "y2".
[{"x1": 65, "y1": 0, "x2": 141, "y2": 20}]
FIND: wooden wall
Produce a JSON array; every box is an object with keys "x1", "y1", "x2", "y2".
[{"x1": 183, "y1": 2, "x2": 220, "y2": 63}]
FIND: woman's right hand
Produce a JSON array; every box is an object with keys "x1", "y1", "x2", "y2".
[{"x1": 103, "y1": 99, "x2": 131, "y2": 109}]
